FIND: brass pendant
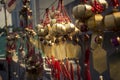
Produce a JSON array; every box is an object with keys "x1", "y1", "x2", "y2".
[{"x1": 92, "y1": 45, "x2": 107, "y2": 74}]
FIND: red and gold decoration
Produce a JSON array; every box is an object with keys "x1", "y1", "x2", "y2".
[
  {"x1": 73, "y1": 0, "x2": 120, "y2": 79},
  {"x1": 34, "y1": 0, "x2": 81, "y2": 60},
  {"x1": 45, "y1": 56, "x2": 81, "y2": 80},
  {"x1": 19, "y1": 1, "x2": 43, "y2": 80},
  {"x1": 6, "y1": 28, "x2": 20, "y2": 63},
  {"x1": 3, "y1": 0, "x2": 120, "y2": 79}
]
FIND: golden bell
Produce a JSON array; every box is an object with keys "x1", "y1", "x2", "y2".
[
  {"x1": 87, "y1": 14, "x2": 103, "y2": 31},
  {"x1": 65, "y1": 23, "x2": 75, "y2": 33},
  {"x1": 113, "y1": 12, "x2": 120, "y2": 28},
  {"x1": 104, "y1": 13, "x2": 115, "y2": 30},
  {"x1": 56, "y1": 23, "x2": 66, "y2": 35},
  {"x1": 72, "y1": 4, "x2": 93, "y2": 19}
]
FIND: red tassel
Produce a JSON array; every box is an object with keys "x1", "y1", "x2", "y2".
[
  {"x1": 66, "y1": 58, "x2": 70, "y2": 71},
  {"x1": 70, "y1": 63, "x2": 74, "y2": 80},
  {"x1": 84, "y1": 47, "x2": 90, "y2": 64},
  {"x1": 55, "y1": 61, "x2": 61, "y2": 80},
  {"x1": 51, "y1": 60, "x2": 61, "y2": 80},
  {"x1": 77, "y1": 64, "x2": 81, "y2": 80},
  {"x1": 61, "y1": 63, "x2": 67, "y2": 78},
  {"x1": 84, "y1": 47, "x2": 91, "y2": 80},
  {"x1": 61, "y1": 63, "x2": 71, "y2": 80},
  {"x1": 85, "y1": 64, "x2": 91, "y2": 80}
]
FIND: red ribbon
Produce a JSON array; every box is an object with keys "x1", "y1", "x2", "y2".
[
  {"x1": 85, "y1": 64, "x2": 91, "y2": 80},
  {"x1": 70, "y1": 63, "x2": 74, "y2": 80},
  {"x1": 54, "y1": 60, "x2": 61, "y2": 80},
  {"x1": 84, "y1": 47, "x2": 91, "y2": 80},
  {"x1": 49, "y1": 57, "x2": 61, "y2": 80},
  {"x1": 65, "y1": 58, "x2": 70, "y2": 71},
  {"x1": 77, "y1": 64, "x2": 81, "y2": 80},
  {"x1": 61, "y1": 63, "x2": 71, "y2": 80},
  {"x1": 84, "y1": 47, "x2": 90, "y2": 64}
]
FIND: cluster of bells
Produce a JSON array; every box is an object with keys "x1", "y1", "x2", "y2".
[
  {"x1": 73, "y1": 0, "x2": 120, "y2": 32},
  {"x1": 72, "y1": 0, "x2": 120, "y2": 47},
  {"x1": 35, "y1": 20, "x2": 80, "y2": 46},
  {"x1": 34, "y1": 0, "x2": 81, "y2": 46},
  {"x1": 19, "y1": 0, "x2": 120, "y2": 47}
]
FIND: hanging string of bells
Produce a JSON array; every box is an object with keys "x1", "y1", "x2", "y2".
[
  {"x1": 73, "y1": 0, "x2": 107, "y2": 80},
  {"x1": 35, "y1": 0, "x2": 80, "y2": 46},
  {"x1": 36, "y1": 9, "x2": 49, "y2": 37},
  {"x1": 50, "y1": 0, "x2": 80, "y2": 43},
  {"x1": 36, "y1": 8, "x2": 53, "y2": 46},
  {"x1": 34, "y1": 0, "x2": 82, "y2": 79},
  {"x1": 73, "y1": 0, "x2": 120, "y2": 32}
]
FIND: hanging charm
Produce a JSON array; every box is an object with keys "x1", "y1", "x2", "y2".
[{"x1": 92, "y1": 44, "x2": 107, "y2": 74}]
